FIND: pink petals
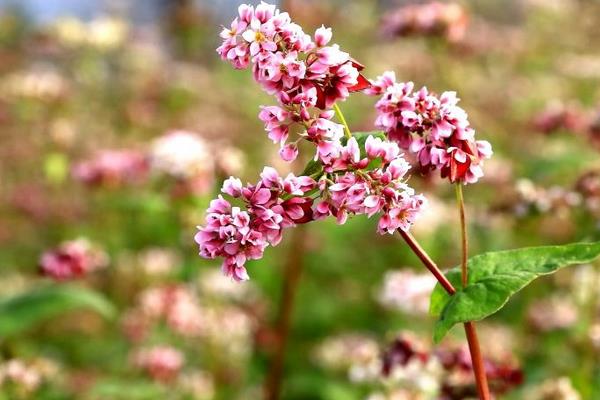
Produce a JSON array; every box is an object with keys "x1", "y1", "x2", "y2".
[
  {"x1": 368, "y1": 72, "x2": 492, "y2": 184},
  {"x1": 216, "y1": 2, "x2": 370, "y2": 163},
  {"x1": 195, "y1": 168, "x2": 316, "y2": 281}
]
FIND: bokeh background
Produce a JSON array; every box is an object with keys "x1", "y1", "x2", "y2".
[{"x1": 0, "y1": 0, "x2": 599, "y2": 399}]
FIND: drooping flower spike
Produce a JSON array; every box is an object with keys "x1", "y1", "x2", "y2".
[
  {"x1": 195, "y1": 135, "x2": 426, "y2": 281},
  {"x1": 217, "y1": 1, "x2": 369, "y2": 163},
  {"x1": 191, "y1": 2, "x2": 491, "y2": 281},
  {"x1": 366, "y1": 71, "x2": 492, "y2": 184}
]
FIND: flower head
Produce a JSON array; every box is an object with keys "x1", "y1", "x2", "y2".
[{"x1": 368, "y1": 72, "x2": 492, "y2": 184}]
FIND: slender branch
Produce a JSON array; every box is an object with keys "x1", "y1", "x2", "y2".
[
  {"x1": 455, "y1": 183, "x2": 468, "y2": 288},
  {"x1": 264, "y1": 225, "x2": 306, "y2": 400},
  {"x1": 464, "y1": 321, "x2": 489, "y2": 399},
  {"x1": 454, "y1": 183, "x2": 491, "y2": 400},
  {"x1": 333, "y1": 103, "x2": 352, "y2": 139},
  {"x1": 399, "y1": 231, "x2": 455, "y2": 295},
  {"x1": 397, "y1": 230, "x2": 491, "y2": 399}
]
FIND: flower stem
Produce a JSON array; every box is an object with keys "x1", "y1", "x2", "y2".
[
  {"x1": 397, "y1": 230, "x2": 491, "y2": 399},
  {"x1": 454, "y1": 183, "x2": 491, "y2": 400},
  {"x1": 398, "y1": 231, "x2": 456, "y2": 295},
  {"x1": 455, "y1": 183, "x2": 468, "y2": 287},
  {"x1": 333, "y1": 103, "x2": 352, "y2": 139}
]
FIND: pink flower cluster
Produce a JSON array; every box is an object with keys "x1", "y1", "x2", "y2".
[
  {"x1": 197, "y1": 3, "x2": 432, "y2": 281},
  {"x1": 133, "y1": 346, "x2": 184, "y2": 383},
  {"x1": 367, "y1": 71, "x2": 492, "y2": 184},
  {"x1": 123, "y1": 285, "x2": 204, "y2": 340},
  {"x1": 72, "y1": 149, "x2": 149, "y2": 187},
  {"x1": 314, "y1": 136, "x2": 426, "y2": 234},
  {"x1": 39, "y1": 238, "x2": 108, "y2": 280},
  {"x1": 195, "y1": 136, "x2": 426, "y2": 281},
  {"x1": 217, "y1": 2, "x2": 369, "y2": 162},
  {"x1": 195, "y1": 167, "x2": 316, "y2": 281},
  {"x1": 381, "y1": 2, "x2": 468, "y2": 43}
]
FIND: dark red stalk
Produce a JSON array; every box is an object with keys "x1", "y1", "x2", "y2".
[{"x1": 398, "y1": 230, "x2": 491, "y2": 400}]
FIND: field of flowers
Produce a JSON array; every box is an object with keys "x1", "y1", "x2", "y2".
[{"x1": 1, "y1": 1, "x2": 600, "y2": 399}]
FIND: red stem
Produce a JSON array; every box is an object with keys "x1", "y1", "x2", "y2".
[{"x1": 398, "y1": 230, "x2": 491, "y2": 400}]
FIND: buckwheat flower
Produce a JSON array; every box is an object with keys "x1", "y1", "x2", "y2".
[
  {"x1": 381, "y1": 2, "x2": 469, "y2": 43},
  {"x1": 195, "y1": 167, "x2": 316, "y2": 281},
  {"x1": 137, "y1": 285, "x2": 204, "y2": 337},
  {"x1": 526, "y1": 377, "x2": 581, "y2": 400},
  {"x1": 39, "y1": 238, "x2": 108, "y2": 281},
  {"x1": 133, "y1": 346, "x2": 184, "y2": 383},
  {"x1": 313, "y1": 334, "x2": 380, "y2": 375},
  {"x1": 368, "y1": 72, "x2": 492, "y2": 184},
  {"x1": 314, "y1": 25, "x2": 332, "y2": 47},
  {"x1": 527, "y1": 295, "x2": 578, "y2": 332},
  {"x1": 378, "y1": 270, "x2": 437, "y2": 315},
  {"x1": 150, "y1": 130, "x2": 214, "y2": 181},
  {"x1": 72, "y1": 149, "x2": 149, "y2": 187},
  {"x1": 317, "y1": 135, "x2": 427, "y2": 233},
  {"x1": 136, "y1": 247, "x2": 181, "y2": 276},
  {"x1": 216, "y1": 2, "x2": 369, "y2": 162},
  {"x1": 177, "y1": 370, "x2": 215, "y2": 400},
  {"x1": 202, "y1": 305, "x2": 255, "y2": 360}
]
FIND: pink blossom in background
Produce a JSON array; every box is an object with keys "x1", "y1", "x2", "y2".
[
  {"x1": 381, "y1": 1, "x2": 469, "y2": 43},
  {"x1": 39, "y1": 238, "x2": 108, "y2": 281},
  {"x1": 367, "y1": 71, "x2": 492, "y2": 184},
  {"x1": 149, "y1": 130, "x2": 214, "y2": 182},
  {"x1": 72, "y1": 149, "x2": 149, "y2": 187},
  {"x1": 133, "y1": 346, "x2": 184, "y2": 383},
  {"x1": 136, "y1": 285, "x2": 204, "y2": 337},
  {"x1": 377, "y1": 270, "x2": 437, "y2": 315}
]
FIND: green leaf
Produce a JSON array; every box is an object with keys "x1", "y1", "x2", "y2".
[
  {"x1": 0, "y1": 285, "x2": 116, "y2": 338},
  {"x1": 429, "y1": 242, "x2": 600, "y2": 343},
  {"x1": 301, "y1": 159, "x2": 323, "y2": 177},
  {"x1": 348, "y1": 130, "x2": 385, "y2": 142}
]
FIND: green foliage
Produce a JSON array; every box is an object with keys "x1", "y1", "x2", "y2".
[
  {"x1": 429, "y1": 242, "x2": 600, "y2": 343},
  {"x1": 0, "y1": 285, "x2": 116, "y2": 338},
  {"x1": 87, "y1": 379, "x2": 167, "y2": 400}
]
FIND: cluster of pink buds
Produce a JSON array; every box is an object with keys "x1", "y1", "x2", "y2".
[
  {"x1": 127, "y1": 285, "x2": 204, "y2": 338},
  {"x1": 196, "y1": 138, "x2": 426, "y2": 280},
  {"x1": 381, "y1": 335, "x2": 523, "y2": 399},
  {"x1": 367, "y1": 71, "x2": 492, "y2": 184},
  {"x1": 314, "y1": 136, "x2": 426, "y2": 234},
  {"x1": 132, "y1": 346, "x2": 184, "y2": 383},
  {"x1": 218, "y1": 1, "x2": 369, "y2": 162},
  {"x1": 195, "y1": 167, "x2": 316, "y2": 281},
  {"x1": 198, "y1": 2, "x2": 430, "y2": 281},
  {"x1": 39, "y1": 238, "x2": 108, "y2": 280},
  {"x1": 531, "y1": 102, "x2": 587, "y2": 135}
]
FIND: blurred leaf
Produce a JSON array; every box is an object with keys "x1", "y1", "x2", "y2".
[
  {"x1": 429, "y1": 242, "x2": 600, "y2": 343},
  {"x1": 0, "y1": 285, "x2": 116, "y2": 338},
  {"x1": 88, "y1": 378, "x2": 166, "y2": 399},
  {"x1": 44, "y1": 152, "x2": 69, "y2": 185}
]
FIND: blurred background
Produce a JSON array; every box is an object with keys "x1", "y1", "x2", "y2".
[{"x1": 0, "y1": 0, "x2": 599, "y2": 399}]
